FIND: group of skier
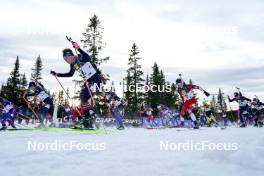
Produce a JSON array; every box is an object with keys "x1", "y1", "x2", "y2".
[{"x1": 1, "y1": 38, "x2": 263, "y2": 130}]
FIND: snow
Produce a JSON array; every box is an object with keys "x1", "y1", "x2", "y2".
[{"x1": 0, "y1": 127, "x2": 263, "y2": 176}]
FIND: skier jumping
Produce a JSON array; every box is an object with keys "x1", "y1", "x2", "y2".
[
  {"x1": 0, "y1": 98, "x2": 16, "y2": 130},
  {"x1": 175, "y1": 75, "x2": 210, "y2": 129}
]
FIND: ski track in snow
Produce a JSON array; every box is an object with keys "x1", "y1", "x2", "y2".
[{"x1": 0, "y1": 127, "x2": 263, "y2": 176}]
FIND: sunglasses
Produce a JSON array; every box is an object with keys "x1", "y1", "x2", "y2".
[{"x1": 63, "y1": 55, "x2": 73, "y2": 61}]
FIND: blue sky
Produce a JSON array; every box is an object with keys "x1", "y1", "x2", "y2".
[{"x1": 0, "y1": 0, "x2": 264, "y2": 103}]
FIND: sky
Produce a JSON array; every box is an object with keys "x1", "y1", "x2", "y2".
[{"x1": 1, "y1": 0, "x2": 264, "y2": 105}]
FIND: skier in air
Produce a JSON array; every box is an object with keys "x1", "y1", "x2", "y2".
[
  {"x1": 228, "y1": 92, "x2": 252, "y2": 127},
  {"x1": 105, "y1": 92, "x2": 125, "y2": 130},
  {"x1": 251, "y1": 97, "x2": 264, "y2": 127},
  {"x1": 24, "y1": 82, "x2": 54, "y2": 128},
  {"x1": 0, "y1": 98, "x2": 16, "y2": 130},
  {"x1": 50, "y1": 41, "x2": 102, "y2": 104},
  {"x1": 175, "y1": 75, "x2": 210, "y2": 129}
]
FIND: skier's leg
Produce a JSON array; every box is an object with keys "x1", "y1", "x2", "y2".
[
  {"x1": 114, "y1": 108, "x2": 124, "y2": 128},
  {"x1": 80, "y1": 87, "x2": 90, "y2": 104},
  {"x1": 6, "y1": 111, "x2": 16, "y2": 128},
  {"x1": 188, "y1": 108, "x2": 199, "y2": 129},
  {"x1": 239, "y1": 108, "x2": 246, "y2": 127},
  {"x1": 0, "y1": 113, "x2": 8, "y2": 130},
  {"x1": 38, "y1": 106, "x2": 49, "y2": 128},
  {"x1": 180, "y1": 103, "x2": 188, "y2": 127}
]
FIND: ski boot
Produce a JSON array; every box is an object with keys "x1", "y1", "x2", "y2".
[
  {"x1": 117, "y1": 124, "x2": 125, "y2": 130},
  {"x1": 11, "y1": 124, "x2": 16, "y2": 129},
  {"x1": 193, "y1": 121, "x2": 199, "y2": 129},
  {"x1": 36, "y1": 123, "x2": 46, "y2": 128},
  {"x1": 0, "y1": 125, "x2": 7, "y2": 131},
  {"x1": 239, "y1": 123, "x2": 246, "y2": 128},
  {"x1": 83, "y1": 115, "x2": 95, "y2": 130},
  {"x1": 49, "y1": 122, "x2": 56, "y2": 127},
  {"x1": 180, "y1": 121, "x2": 185, "y2": 128}
]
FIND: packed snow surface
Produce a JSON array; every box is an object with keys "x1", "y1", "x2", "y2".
[{"x1": 0, "y1": 127, "x2": 263, "y2": 176}]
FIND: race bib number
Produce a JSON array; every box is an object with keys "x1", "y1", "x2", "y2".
[
  {"x1": 38, "y1": 91, "x2": 49, "y2": 101},
  {"x1": 79, "y1": 62, "x2": 96, "y2": 80}
]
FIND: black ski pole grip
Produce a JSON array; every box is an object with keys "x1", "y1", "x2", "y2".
[{"x1": 66, "y1": 36, "x2": 73, "y2": 43}]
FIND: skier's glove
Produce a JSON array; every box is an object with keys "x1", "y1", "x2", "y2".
[
  {"x1": 72, "y1": 41, "x2": 80, "y2": 49},
  {"x1": 50, "y1": 71, "x2": 57, "y2": 76},
  {"x1": 204, "y1": 91, "x2": 210, "y2": 97}
]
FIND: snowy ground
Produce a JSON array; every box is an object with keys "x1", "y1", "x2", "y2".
[{"x1": 0, "y1": 127, "x2": 263, "y2": 176}]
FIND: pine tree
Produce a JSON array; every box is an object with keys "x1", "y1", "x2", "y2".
[
  {"x1": 58, "y1": 91, "x2": 64, "y2": 106},
  {"x1": 144, "y1": 74, "x2": 150, "y2": 105},
  {"x1": 217, "y1": 88, "x2": 227, "y2": 112},
  {"x1": 210, "y1": 95, "x2": 217, "y2": 113},
  {"x1": 163, "y1": 82, "x2": 178, "y2": 108},
  {"x1": 81, "y1": 14, "x2": 109, "y2": 75},
  {"x1": 124, "y1": 71, "x2": 134, "y2": 116},
  {"x1": 125, "y1": 43, "x2": 145, "y2": 116},
  {"x1": 147, "y1": 63, "x2": 177, "y2": 108},
  {"x1": 31, "y1": 55, "x2": 43, "y2": 82},
  {"x1": 2, "y1": 57, "x2": 21, "y2": 105},
  {"x1": 148, "y1": 62, "x2": 162, "y2": 107},
  {"x1": 19, "y1": 73, "x2": 28, "y2": 106}
]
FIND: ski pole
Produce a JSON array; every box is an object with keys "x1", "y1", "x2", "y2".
[
  {"x1": 53, "y1": 75, "x2": 71, "y2": 99},
  {"x1": 23, "y1": 96, "x2": 39, "y2": 120},
  {"x1": 52, "y1": 75, "x2": 83, "y2": 118},
  {"x1": 227, "y1": 95, "x2": 236, "y2": 126}
]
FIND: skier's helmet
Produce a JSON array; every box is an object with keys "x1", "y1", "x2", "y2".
[
  {"x1": 175, "y1": 78, "x2": 183, "y2": 87},
  {"x1": 62, "y1": 49, "x2": 74, "y2": 60},
  {"x1": 253, "y1": 98, "x2": 259, "y2": 104},
  {"x1": 28, "y1": 81, "x2": 36, "y2": 88},
  {"x1": 234, "y1": 92, "x2": 240, "y2": 98}
]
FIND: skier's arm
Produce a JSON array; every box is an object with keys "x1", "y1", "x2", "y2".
[
  {"x1": 179, "y1": 93, "x2": 185, "y2": 103},
  {"x1": 25, "y1": 92, "x2": 36, "y2": 97},
  {"x1": 228, "y1": 97, "x2": 235, "y2": 102},
  {"x1": 56, "y1": 65, "x2": 75, "y2": 77},
  {"x1": 242, "y1": 96, "x2": 252, "y2": 102},
  {"x1": 77, "y1": 48, "x2": 92, "y2": 62},
  {"x1": 191, "y1": 85, "x2": 210, "y2": 96}
]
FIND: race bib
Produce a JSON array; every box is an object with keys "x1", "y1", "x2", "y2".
[
  {"x1": 3, "y1": 104, "x2": 13, "y2": 113},
  {"x1": 38, "y1": 91, "x2": 49, "y2": 101},
  {"x1": 239, "y1": 100, "x2": 248, "y2": 107},
  {"x1": 257, "y1": 105, "x2": 264, "y2": 111},
  {"x1": 78, "y1": 62, "x2": 96, "y2": 80},
  {"x1": 183, "y1": 91, "x2": 194, "y2": 100},
  {"x1": 146, "y1": 111, "x2": 152, "y2": 116}
]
